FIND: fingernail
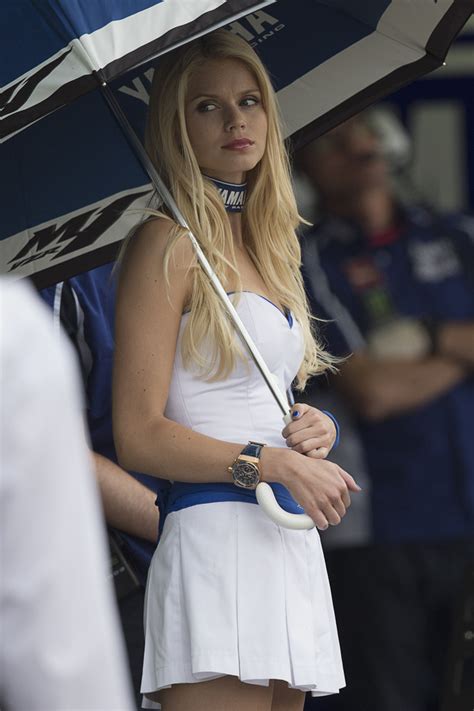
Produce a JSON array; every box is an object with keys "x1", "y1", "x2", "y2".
[{"x1": 292, "y1": 410, "x2": 300, "y2": 418}]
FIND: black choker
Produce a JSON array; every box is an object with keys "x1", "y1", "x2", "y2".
[{"x1": 204, "y1": 176, "x2": 247, "y2": 212}]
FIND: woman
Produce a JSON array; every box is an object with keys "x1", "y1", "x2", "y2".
[{"x1": 113, "y1": 29, "x2": 360, "y2": 711}]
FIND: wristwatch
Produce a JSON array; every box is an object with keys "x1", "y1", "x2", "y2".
[{"x1": 228, "y1": 441, "x2": 266, "y2": 489}]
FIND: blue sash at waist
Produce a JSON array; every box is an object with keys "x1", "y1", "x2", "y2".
[{"x1": 164, "y1": 481, "x2": 304, "y2": 519}]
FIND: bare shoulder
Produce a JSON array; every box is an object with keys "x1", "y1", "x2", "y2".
[
  {"x1": 116, "y1": 216, "x2": 195, "y2": 316},
  {"x1": 121, "y1": 217, "x2": 195, "y2": 277}
]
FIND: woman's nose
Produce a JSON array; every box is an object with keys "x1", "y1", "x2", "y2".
[{"x1": 224, "y1": 106, "x2": 246, "y2": 131}]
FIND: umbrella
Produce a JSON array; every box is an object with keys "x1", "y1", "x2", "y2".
[
  {"x1": 1, "y1": 0, "x2": 472, "y2": 528},
  {"x1": 2, "y1": 0, "x2": 473, "y2": 283},
  {"x1": 0, "y1": 0, "x2": 268, "y2": 278}
]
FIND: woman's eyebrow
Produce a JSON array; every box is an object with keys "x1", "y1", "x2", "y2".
[{"x1": 189, "y1": 88, "x2": 261, "y2": 102}]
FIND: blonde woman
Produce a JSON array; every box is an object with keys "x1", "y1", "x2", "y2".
[{"x1": 113, "y1": 29, "x2": 360, "y2": 711}]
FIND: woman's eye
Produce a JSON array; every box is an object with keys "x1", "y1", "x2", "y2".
[
  {"x1": 197, "y1": 102, "x2": 217, "y2": 113},
  {"x1": 241, "y1": 96, "x2": 259, "y2": 107}
]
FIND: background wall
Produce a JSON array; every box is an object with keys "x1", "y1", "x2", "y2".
[{"x1": 384, "y1": 15, "x2": 474, "y2": 213}]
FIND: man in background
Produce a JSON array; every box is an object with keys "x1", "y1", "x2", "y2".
[{"x1": 298, "y1": 112, "x2": 474, "y2": 711}]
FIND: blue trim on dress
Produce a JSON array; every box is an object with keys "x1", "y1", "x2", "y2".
[
  {"x1": 166, "y1": 482, "x2": 304, "y2": 517},
  {"x1": 227, "y1": 291, "x2": 294, "y2": 328}
]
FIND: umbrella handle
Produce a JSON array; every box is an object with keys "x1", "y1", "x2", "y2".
[
  {"x1": 256, "y1": 483, "x2": 315, "y2": 530},
  {"x1": 255, "y1": 397, "x2": 315, "y2": 531}
]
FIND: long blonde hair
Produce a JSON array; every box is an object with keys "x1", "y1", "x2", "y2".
[{"x1": 144, "y1": 29, "x2": 334, "y2": 388}]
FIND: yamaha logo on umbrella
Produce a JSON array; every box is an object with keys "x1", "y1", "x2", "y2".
[
  {"x1": 228, "y1": 10, "x2": 285, "y2": 47},
  {"x1": 117, "y1": 10, "x2": 286, "y2": 108},
  {"x1": 5, "y1": 187, "x2": 151, "y2": 277}
]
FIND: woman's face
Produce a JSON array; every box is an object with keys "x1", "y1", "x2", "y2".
[{"x1": 185, "y1": 58, "x2": 268, "y2": 183}]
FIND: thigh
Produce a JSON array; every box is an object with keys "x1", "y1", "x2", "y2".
[
  {"x1": 271, "y1": 680, "x2": 305, "y2": 711},
  {"x1": 155, "y1": 675, "x2": 274, "y2": 711}
]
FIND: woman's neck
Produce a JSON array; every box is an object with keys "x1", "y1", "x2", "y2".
[
  {"x1": 203, "y1": 174, "x2": 247, "y2": 217},
  {"x1": 228, "y1": 212, "x2": 244, "y2": 247}
]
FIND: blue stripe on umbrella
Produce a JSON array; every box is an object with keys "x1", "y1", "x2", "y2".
[
  {"x1": 1, "y1": 0, "x2": 164, "y2": 87},
  {"x1": 227, "y1": 1, "x2": 391, "y2": 90},
  {"x1": 1, "y1": 88, "x2": 149, "y2": 239}
]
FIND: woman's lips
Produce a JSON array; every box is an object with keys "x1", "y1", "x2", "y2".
[{"x1": 222, "y1": 139, "x2": 254, "y2": 150}]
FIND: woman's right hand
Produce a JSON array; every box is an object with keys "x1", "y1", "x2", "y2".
[{"x1": 260, "y1": 447, "x2": 361, "y2": 531}]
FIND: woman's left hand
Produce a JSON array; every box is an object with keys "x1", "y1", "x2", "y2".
[{"x1": 281, "y1": 403, "x2": 337, "y2": 459}]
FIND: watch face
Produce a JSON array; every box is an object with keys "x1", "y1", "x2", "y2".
[{"x1": 233, "y1": 461, "x2": 259, "y2": 489}]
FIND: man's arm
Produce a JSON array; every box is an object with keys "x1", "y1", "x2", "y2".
[
  {"x1": 39, "y1": 281, "x2": 162, "y2": 544},
  {"x1": 94, "y1": 453, "x2": 160, "y2": 543},
  {"x1": 336, "y1": 352, "x2": 468, "y2": 422},
  {"x1": 436, "y1": 321, "x2": 474, "y2": 369}
]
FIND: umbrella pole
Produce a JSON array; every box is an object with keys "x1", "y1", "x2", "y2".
[{"x1": 99, "y1": 79, "x2": 314, "y2": 531}]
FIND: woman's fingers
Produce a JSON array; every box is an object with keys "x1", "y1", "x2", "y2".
[
  {"x1": 324, "y1": 505, "x2": 342, "y2": 527},
  {"x1": 282, "y1": 452, "x2": 361, "y2": 530},
  {"x1": 306, "y1": 447, "x2": 329, "y2": 459},
  {"x1": 283, "y1": 405, "x2": 336, "y2": 454},
  {"x1": 339, "y1": 468, "x2": 362, "y2": 492},
  {"x1": 281, "y1": 404, "x2": 312, "y2": 438},
  {"x1": 286, "y1": 426, "x2": 329, "y2": 447},
  {"x1": 341, "y1": 488, "x2": 352, "y2": 509},
  {"x1": 311, "y1": 510, "x2": 330, "y2": 531},
  {"x1": 290, "y1": 435, "x2": 329, "y2": 455},
  {"x1": 304, "y1": 487, "x2": 348, "y2": 528},
  {"x1": 309, "y1": 501, "x2": 343, "y2": 529}
]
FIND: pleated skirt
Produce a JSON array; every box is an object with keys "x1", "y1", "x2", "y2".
[{"x1": 141, "y1": 501, "x2": 345, "y2": 708}]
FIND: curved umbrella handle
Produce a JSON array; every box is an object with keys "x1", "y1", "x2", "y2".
[
  {"x1": 256, "y1": 483, "x2": 314, "y2": 530},
  {"x1": 253, "y1": 385, "x2": 315, "y2": 530}
]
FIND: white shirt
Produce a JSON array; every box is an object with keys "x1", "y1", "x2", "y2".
[{"x1": 0, "y1": 278, "x2": 134, "y2": 710}]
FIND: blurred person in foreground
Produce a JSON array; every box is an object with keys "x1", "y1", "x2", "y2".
[
  {"x1": 0, "y1": 277, "x2": 134, "y2": 710},
  {"x1": 40, "y1": 262, "x2": 171, "y2": 709},
  {"x1": 297, "y1": 112, "x2": 474, "y2": 711}
]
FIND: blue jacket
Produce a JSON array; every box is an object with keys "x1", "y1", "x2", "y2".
[
  {"x1": 40, "y1": 262, "x2": 170, "y2": 583},
  {"x1": 302, "y1": 205, "x2": 474, "y2": 543}
]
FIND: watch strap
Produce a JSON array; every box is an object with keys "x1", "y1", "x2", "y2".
[{"x1": 241, "y1": 441, "x2": 265, "y2": 459}]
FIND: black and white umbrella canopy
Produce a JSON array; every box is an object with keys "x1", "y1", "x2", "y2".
[
  {"x1": 0, "y1": 0, "x2": 267, "y2": 140},
  {"x1": 1, "y1": 0, "x2": 472, "y2": 286}
]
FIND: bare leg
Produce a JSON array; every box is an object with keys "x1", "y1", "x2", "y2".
[
  {"x1": 151, "y1": 675, "x2": 274, "y2": 711},
  {"x1": 271, "y1": 679, "x2": 305, "y2": 711}
]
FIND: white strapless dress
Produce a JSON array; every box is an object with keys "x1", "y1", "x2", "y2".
[{"x1": 141, "y1": 292, "x2": 345, "y2": 707}]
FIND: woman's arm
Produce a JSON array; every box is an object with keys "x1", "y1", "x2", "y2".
[
  {"x1": 113, "y1": 218, "x2": 245, "y2": 482},
  {"x1": 112, "y1": 219, "x2": 339, "y2": 481},
  {"x1": 113, "y1": 219, "x2": 360, "y2": 530}
]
